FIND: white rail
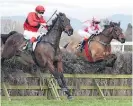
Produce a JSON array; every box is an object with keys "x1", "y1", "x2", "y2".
[{"x1": 111, "y1": 42, "x2": 133, "y2": 52}]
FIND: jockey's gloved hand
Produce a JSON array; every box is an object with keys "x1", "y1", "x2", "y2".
[{"x1": 46, "y1": 25, "x2": 51, "y2": 30}]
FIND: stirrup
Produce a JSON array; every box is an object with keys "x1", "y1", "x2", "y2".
[{"x1": 23, "y1": 46, "x2": 26, "y2": 50}]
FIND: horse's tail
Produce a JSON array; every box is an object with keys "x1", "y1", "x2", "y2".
[
  {"x1": 64, "y1": 42, "x2": 69, "y2": 48},
  {"x1": 1, "y1": 31, "x2": 17, "y2": 44}
]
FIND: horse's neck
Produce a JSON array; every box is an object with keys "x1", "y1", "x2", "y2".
[
  {"x1": 98, "y1": 30, "x2": 113, "y2": 44},
  {"x1": 42, "y1": 19, "x2": 62, "y2": 49}
]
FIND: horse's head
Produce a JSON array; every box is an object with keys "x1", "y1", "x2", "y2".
[
  {"x1": 110, "y1": 22, "x2": 125, "y2": 43},
  {"x1": 56, "y1": 12, "x2": 73, "y2": 36},
  {"x1": 103, "y1": 22, "x2": 125, "y2": 43}
]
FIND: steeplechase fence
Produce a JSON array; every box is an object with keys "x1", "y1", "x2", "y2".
[{"x1": 1, "y1": 73, "x2": 132, "y2": 101}]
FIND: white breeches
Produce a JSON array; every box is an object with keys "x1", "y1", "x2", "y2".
[
  {"x1": 23, "y1": 30, "x2": 43, "y2": 40},
  {"x1": 78, "y1": 29, "x2": 91, "y2": 40}
]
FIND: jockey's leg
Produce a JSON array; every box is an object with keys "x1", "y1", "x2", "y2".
[
  {"x1": 23, "y1": 30, "x2": 31, "y2": 50},
  {"x1": 23, "y1": 30, "x2": 38, "y2": 52},
  {"x1": 28, "y1": 42, "x2": 33, "y2": 51},
  {"x1": 80, "y1": 37, "x2": 89, "y2": 52},
  {"x1": 80, "y1": 40, "x2": 85, "y2": 52}
]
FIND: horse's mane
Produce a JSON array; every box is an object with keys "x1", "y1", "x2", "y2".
[
  {"x1": 40, "y1": 12, "x2": 65, "y2": 41},
  {"x1": 47, "y1": 17, "x2": 58, "y2": 32},
  {"x1": 46, "y1": 12, "x2": 65, "y2": 33},
  {"x1": 44, "y1": 15, "x2": 58, "y2": 36},
  {"x1": 104, "y1": 22, "x2": 120, "y2": 29},
  {"x1": 103, "y1": 21, "x2": 120, "y2": 32}
]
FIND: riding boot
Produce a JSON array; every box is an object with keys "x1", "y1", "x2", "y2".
[
  {"x1": 27, "y1": 42, "x2": 33, "y2": 52},
  {"x1": 80, "y1": 40, "x2": 86, "y2": 52}
]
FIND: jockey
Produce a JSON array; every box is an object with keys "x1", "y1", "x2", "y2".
[
  {"x1": 80, "y1": 17, "x2": 102, "y2": 52},
  {"x1": 23, "y1": 5, "x2": 47, "y2": 51}
]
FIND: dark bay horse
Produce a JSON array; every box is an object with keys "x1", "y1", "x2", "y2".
[
  {"x1": 64, "y1": 22, "x2": 125, "y2": 67},
  {"x1": 1, "y1": 12, "x2": 73, "y2": 99}
]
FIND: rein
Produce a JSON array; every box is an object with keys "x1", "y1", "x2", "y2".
[{"x1": 96, "y1": 40, "x2": 110, "y2": 46}]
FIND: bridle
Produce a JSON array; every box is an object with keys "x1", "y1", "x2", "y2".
[{"x1": 56, "y1": 14, "x2": 72, "y2": 36}]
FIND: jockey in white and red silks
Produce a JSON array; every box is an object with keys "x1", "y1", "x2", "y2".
[{"x1": 78, "y1": 17, "x2": 103, "y2": 52}]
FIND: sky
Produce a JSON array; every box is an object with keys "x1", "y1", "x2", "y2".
[{"x1": 0, "y1": 0, "x2": 132, "y2": 21}]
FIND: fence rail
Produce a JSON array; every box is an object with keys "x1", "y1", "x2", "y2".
[
  {"x1": 24, "y1": 73, "x2": 132, "y2": 78},
  {"x1": 1, "y1": 73, "x2": 132, "y2": 101},
  {"x1": 111, "y1": 41, "x2": 133, "y2": 52}
]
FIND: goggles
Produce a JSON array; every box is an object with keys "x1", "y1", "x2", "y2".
[{"x1": 38, "y1": 11, "x2": 44, "y2": 14}]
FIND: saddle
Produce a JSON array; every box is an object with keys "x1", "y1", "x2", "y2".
[
  {"x1": 78, "y1": 34, "x2": 96, "y2": 52},
  {"x1": 22, "y1": 35, "x2": 44, "y2": 66}
]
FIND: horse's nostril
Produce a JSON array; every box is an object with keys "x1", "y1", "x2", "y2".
[{"x1": 69, "y1": 29, "x2": 73, "y2": 35}]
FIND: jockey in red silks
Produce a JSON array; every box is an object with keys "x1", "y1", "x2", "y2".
[
  {"x1": 79, "y1": 17, "x2": 103, "y2": 52},
  {"x1": 23, "y1": 5, "x2": 48, "y2": 51}
]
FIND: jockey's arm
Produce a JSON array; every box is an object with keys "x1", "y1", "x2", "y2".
[
  {"x1": 27, "y1": 13, "x2": 40, "y2": 27},
  {"x1": 40, "y1": 16, "x2": 47, "y2": 24},
  {"x1": 40, "y1": 17, "x2": 48, "y2": 29}
]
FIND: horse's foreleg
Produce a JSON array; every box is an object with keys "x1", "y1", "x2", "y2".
[
  {"x1": 105, "y1": 54, "x2": 117, "y2": 67},
  {"x1": 56, "y1": 58, "x2": 73, "y2": 99},
  {"x1": 56, "y1": 60, "x2": 66, "y2": 87},
  {"x1": 57, "y1": 60, "x2": 68, "y2": 87},
  {"x1": 47, "y1": 60, "x2": 64, "y2": 89}
]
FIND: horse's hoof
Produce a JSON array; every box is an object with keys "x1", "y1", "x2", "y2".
[
  {"x1": 67, "y1": 96, "x2": 73, "y2": 100},
  {"x1": 61, "y1": 88, "x2": 68, "y2": 92}
]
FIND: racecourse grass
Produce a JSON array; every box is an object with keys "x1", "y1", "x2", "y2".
[{"x1": 1, "y1": 99, "x2": 132, "y2": 106}]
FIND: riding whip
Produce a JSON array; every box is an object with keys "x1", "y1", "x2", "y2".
[{"x1": 46, "y1": 10, "x2": 57, "y2": 23}]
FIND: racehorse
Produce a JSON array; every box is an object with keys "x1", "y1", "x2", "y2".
[
  {"x1": 64, "y1": 22, "x2": 125, "y2": 67},
  {"x1": 1, "y1": 12, "x2": 74, "y2": 99}
]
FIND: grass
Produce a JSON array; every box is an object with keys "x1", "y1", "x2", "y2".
[{"x1": 1, "y1": 99, "x2": 132, "y2": 106}]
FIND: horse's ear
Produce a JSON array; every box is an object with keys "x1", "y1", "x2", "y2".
[
  {"x1": 118, "y1": 21, "x2": 121, "y2": 27},
  {"x1": 110, "y1": 21, "x2": 112, "y2": 25},
  {"x1": 59, "y1": 12, "x2": 64, "y2": 16},
  {"x1": 110, "y1": 21, "x2": 114, "y2": 27}
]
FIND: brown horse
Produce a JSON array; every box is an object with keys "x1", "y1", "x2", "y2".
[
  {"x1": 1, "y1": 12, "x2": 74, "y2": 99},
  {"x1": 64, "y1": 22, "x2": 125, "y2": 67},
  {"x1": 1, "y1": 31, "x2": 18, "y2": 54}
]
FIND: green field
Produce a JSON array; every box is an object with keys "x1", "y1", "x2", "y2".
[{"x1": 1, "y1": 99, "x2": 132, "y2": 106}]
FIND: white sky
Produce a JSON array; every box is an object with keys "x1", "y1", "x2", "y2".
[{"x1": 0, "y1": 0, "x2": 132, "y2": 21}]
